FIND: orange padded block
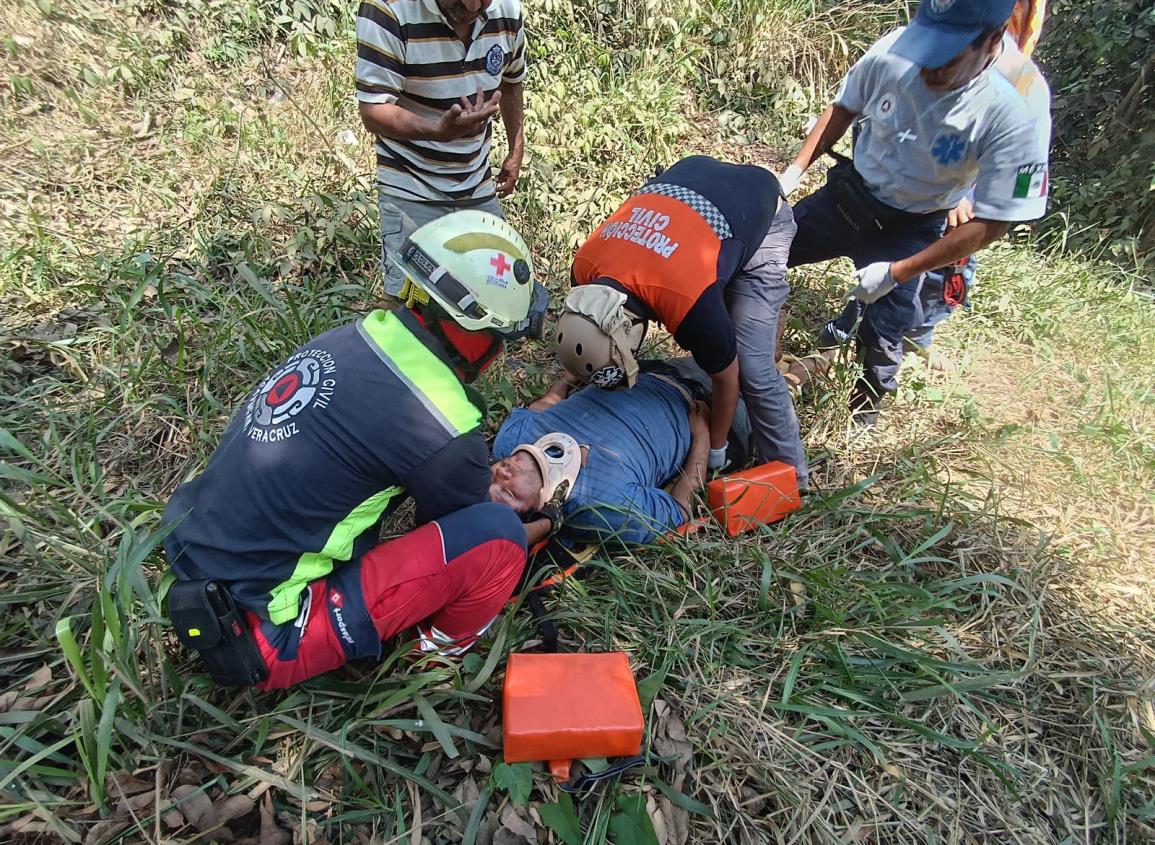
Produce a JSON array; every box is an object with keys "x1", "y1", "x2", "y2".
[
  {"x1": 707, "y1": 460, "x2": 800, "y2": 536},
  {"x1": 672, "y1": 519, "x2": 710, "y2": 537},
  {"x1": 503, "y1": 652, "x2": 643, "y2": 764}
]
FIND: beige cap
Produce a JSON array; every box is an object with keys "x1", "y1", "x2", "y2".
[{"x1": 555, "y1": 285, "x2": 646, "y2": 389}]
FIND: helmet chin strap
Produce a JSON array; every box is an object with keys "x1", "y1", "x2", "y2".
[{"x1": 625, "y1": 308, "x2": 648, "y2": 347}]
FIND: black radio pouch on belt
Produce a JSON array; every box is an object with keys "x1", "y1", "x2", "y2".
[
  {"x1": 826, "y1": 155, "x2": 896, "y2": 235},
  {"x1": 169, "y1": 580, "x2": 268, "y2": 687}
]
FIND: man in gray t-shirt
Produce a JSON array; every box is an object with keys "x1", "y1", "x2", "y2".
[{"x1": 781, "y1": 0, "x2": 1049, "y2": 427}]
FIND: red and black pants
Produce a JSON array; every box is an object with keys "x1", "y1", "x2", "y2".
[{"x1": 248, "y1": 502, "x2": 526, "y2": 689}]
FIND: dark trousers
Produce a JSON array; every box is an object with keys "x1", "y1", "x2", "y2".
[
  {"x1": 727, "y1": 202, "x2": 808, "y2": 487},
  {"x1": 787, "y1": 184, "x2": 946, "y2": 403}
]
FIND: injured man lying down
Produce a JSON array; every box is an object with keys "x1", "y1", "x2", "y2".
[{"x1": 491, "y1": 359, "x2": 753, "y2": 545}]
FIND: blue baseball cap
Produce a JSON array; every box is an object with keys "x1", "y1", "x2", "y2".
[{"x1": 891, "y1": 0, "x2": 1016, "y2": 69}]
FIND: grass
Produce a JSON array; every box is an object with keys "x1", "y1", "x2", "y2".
[{"x1": 2, "y1": 0, "x2": 1154, "y2": 842}]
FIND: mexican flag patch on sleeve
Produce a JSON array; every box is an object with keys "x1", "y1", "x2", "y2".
[{"x1": 1013, "y1": 163, "x2": 1048, "y2": 199}]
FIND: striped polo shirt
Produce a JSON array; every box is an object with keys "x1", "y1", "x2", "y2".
[{"x1": 356, "y1": 0, "x2": 527, "y2": 204}]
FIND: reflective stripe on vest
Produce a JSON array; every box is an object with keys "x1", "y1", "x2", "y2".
[
  {"x1": 267, "y1": 486, "x2": 403, "y2": 624},
  {"x1": 357, "y1": 309, "x2": 483, "y2": 437},
  {"x1": 264, "y1": 309, "x2": 482, "y2": 624}
]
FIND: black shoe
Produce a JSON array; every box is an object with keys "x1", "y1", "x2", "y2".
[{"x1": 848, "y1": 381, "x2": 882, "y2": 430}]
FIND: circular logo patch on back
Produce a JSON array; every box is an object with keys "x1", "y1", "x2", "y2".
[
  {"x1": 485, "y1": 45, "x2": 505, "y2": 76},
  {"x1": 254, "y1": 358, "x2": 321, "y2": 426},
  {"x1": 243, "y1": 350, "x2": 338, "y2": 443}
]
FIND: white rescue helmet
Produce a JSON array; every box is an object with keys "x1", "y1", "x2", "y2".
[
  {"x1": 513, "y1": 432, "x2": 583, "y2": 509},
  {"x1": 555, "y1": 285, "x2": 647, "y2": 390},
  {"x1": 390, "y1": 210, "x2": 548, "y2": 339}
]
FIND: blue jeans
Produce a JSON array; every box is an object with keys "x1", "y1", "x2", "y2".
[
  {"x1": 726, "y1": 202, "x2": 809, "y2": 488},
  {"x1": 787, "y1": 184, "x2": 946, "y2": 403}
]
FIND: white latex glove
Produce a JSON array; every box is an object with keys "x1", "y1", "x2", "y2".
[
  {"x1": 778, "y1": 164, "x2": 803, "y2": 198},
  {"x1": 848, "y1": 262, "x2": 897, "y2": 304},
  {"x1": 707, "y1": 445, "x2": 729, "y2": 471}
]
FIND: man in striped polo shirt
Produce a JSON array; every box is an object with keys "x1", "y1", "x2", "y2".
[{"x1": 356, "y1": 0, "x2": 527, "y2": 297}]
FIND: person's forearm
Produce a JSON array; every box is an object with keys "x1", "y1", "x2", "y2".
[
  {"x1": 791, "y1": 104, "x2": 857, "y2": 172},
  {"x1": 891, "y1": 218, "x2": 1011, "y2": 282},
  {"x1": 708, "y1": 362, "x2": 740, "y2": 450},
  {"x1": 672, "y1": 424, "x2": 710, "y2": 517},
  {"x1": 359, "y1": 101, "x2": 443, "y2": 142},
  {"x1": 498, "y1": 81, "x2": 524, "y2": 156},
  {"x1": 527, "y1": 378, "x2": 571, "y2": 411},
  {"x1": 523, "y1": 517, "x2": 553, "y2": 547}
]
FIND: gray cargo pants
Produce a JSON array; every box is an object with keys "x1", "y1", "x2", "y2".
[
  {"x1": 725, "y1": 201, "x2": 809, "y2": 490},
  {"x1": 378, "y1": 192, "x2": 506, "y2": 297}
]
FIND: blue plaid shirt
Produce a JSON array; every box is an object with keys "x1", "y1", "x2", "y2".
[{"x1": 494, "y1": 375, "x2": 691, "y2": 544}]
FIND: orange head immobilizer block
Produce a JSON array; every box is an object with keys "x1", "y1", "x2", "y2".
[
  {"x1": 503, "y1": 652, "x2": 643, "y2": 779},
  {"x1": 706, "y1": 460, "x2": 801, "y2": 536}
]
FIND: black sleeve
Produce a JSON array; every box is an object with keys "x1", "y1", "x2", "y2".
[
  {"x1": 672, "y1": 283, "x2": 737, "y2": 375},
  {"x1": 404, "y1": 430, "x2": 491, "y2": 525}
]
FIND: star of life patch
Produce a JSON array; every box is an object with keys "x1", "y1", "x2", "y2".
[{"x1": 1012, "y1": 163, "x2": 1048, "y2": 199}]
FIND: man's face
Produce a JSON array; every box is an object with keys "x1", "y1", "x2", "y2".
[
  {"x1": 490, "y1": 453, "x2": 541, "y2": 514},
  {"x1": 436, "y1": 0, "x2": 490, "y2": 26},
  {"x1": 919, "y1": 31, "x2": 1001, "y2": 93}
]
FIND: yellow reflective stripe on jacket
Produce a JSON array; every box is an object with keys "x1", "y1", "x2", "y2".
[
  {"x1": 357, "y1": 309, "x2": 482, "y2": 437},
  {"x1": 267, "y1": 485, "x2": 403, "y2": 624},
  {"x1": 264, "y1": 310, "x2": 481, "y2": 624}
]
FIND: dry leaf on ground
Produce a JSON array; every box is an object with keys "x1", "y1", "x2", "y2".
[
  {"x1": 84, "y1": 818, "x2": 130, "y2": 845},
  {"x1": 649, "y1": 794, "x2": 668, "y2": 844},
  {"x1": 498, "y1": 804, "x2": 538, "y2": 843},
  {"x1": 171, "y1": 784, "x2": 217, "y2": 833},
  {"x1": 660, "y1": 798, "x2": 689, "y2": 845},
  {"x1": 445, "y1": 778, "x2": 480, "y2": 837},
  {"x1": 113, "y1": 789, "x2": 157, "y2": 820},
  {"x1": 493, "y1": 831, "x2": 533, "y2": 845},
  {"x1": 474, "y1": 814, "x2": 500, "y2": 845},
  {"x1": 217, "y1": 794, "x2": 257, "y2": 826},
  {"x1": 653, "y1": 701, "x2": 693, "y2": 770},
  {"x1": 106, "y1": 771, "x2": 154, "y2": 798},
  {"x1": 259, "y1": 794, "x2": 290, "y2": 845}
]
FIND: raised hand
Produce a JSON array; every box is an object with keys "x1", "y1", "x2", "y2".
[{"x1": 437, "y1": 84, "x2": 501, "y2": 141}]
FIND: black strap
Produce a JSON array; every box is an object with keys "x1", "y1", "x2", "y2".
[
  {"x1": 517, "y1": 541, "x2": 600, "y2": 653},
  {"x1": 558, "y1": 756, "x2": 648, "y2": 794},
  {"x1": 517, "y1": 539, "x2": 583, "y2": 593},
  {"x1": 524, "y1": 589, "x2": 558, "y2": 653}
]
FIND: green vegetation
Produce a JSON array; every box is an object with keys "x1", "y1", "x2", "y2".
[
  {"x1": 1036, "y1": 0, "x2": 1154, "y2": 261},
  {"x1": 1, "y1": 0, "x2": 1153, "y2": 842}
]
